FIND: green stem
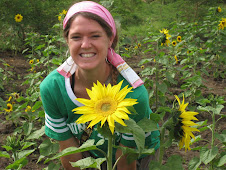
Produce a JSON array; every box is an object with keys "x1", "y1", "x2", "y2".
[
  {"x1": 211, "y1": 113, "x2": 215, "y2": 148},
  {"x1": 155, "y1": 40, "x2": 159, "y2": 109},
  {"x1": 159, "y1": 126, "x2": 165, "y2": 164},
  {"x1": 210, "y1": 113, "x2": 215, "y2": 170},
  {"x1": 107, "y1": 135, "x2": 113, "y2": 170},
  {"x1": 158, "y1": 117, "x2": 173, "y2": 164}
]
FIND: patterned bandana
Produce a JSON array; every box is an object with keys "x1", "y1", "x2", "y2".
[{"x1": 57, "y1": 1, "x2": 143, "y2": 88}]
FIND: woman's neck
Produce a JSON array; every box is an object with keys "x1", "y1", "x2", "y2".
[{"x1": 75, "y1": 63, "x2": 111, "y2": 89}]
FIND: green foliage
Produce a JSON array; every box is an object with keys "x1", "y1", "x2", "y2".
[{"x1": 0, "y1": 0, "x2": 225, "y2": 169}]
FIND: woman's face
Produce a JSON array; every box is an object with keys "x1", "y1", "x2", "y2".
[{"x1": 67, "y1": 15, "x2": 113, "y2": 71}]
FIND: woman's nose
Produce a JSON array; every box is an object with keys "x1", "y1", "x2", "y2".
[{"x1": 81, "y1": 37, "x2": 91, "y2": 48}]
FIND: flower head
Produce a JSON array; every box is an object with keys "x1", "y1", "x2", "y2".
[
  {"x1": 160, "y1": 28, "x2": 171, "y2": 47},
  {"x1": 25, "y1": 106, "x2": 32, "y2": 112},
  {"x1": 177, "y1": 36, "x2": 182, "y2": 42},
  {"x1": 160, "y1": 28, "x2": 169, "y2": 34},
  {"x1": 174, "y1": 94, "x2": 200, "y2": 151},
  {"x1": 7, "y1": 96, "x2": 12, "y2": 102},
  {"x1": 15, "y1": 14, "x2": 23, "y2": 22},
  {"x1": 218, "y1": 18, "x2": 226, "y2": 30},
  {"x1": 172, "y1": 41, "x2": 177, "y2": 46},
  {"x1": 5, "y1": 103, "x2": 13, "y2": 112},
  {"x1": 58, "y1": 15, "x2": 62, "y2": 21},
  {"x1": 217, "y1": 7, "x2": 222, "y2": 13},
  {"x1": 73, "y1": 80, "x2": 138, "y2": 134},
  {"x1": 29, "y1": 60, "x2": 34, "y2": 64},
  {"x1": 62, "y1": 10, "x2": 67, "y2": 15},
  {"x1": 174, "y1": 55, "x2": 179, "y2": 64}
]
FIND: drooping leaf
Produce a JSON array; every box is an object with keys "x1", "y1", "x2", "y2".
[
  {"x1": 39, "y1": 139, "x2": 59, "y2": 156},
  {"x1": 217, "y1": 155, "x2": 226, "y2": 167},
  {"x1": 27, "y1": 125, "x2": 45, "y2": 140},
  {"x1": 0, "y1": 151, "x2": 10, "y2": 158},
  {"x1": 17, "y1": 149, "x2": 36, "y2": 160},
  {"x1": 70, "y1": 157, "x2": 106, "y2": 170},
  {"x1": 124, "y1": 119, "x2": 145, "y2": 153},
  {"x1": 6, "y1": 157, "x2": 28, "y2": 169},
  {"x1": 137, "y1": 118, "x2": 159, "y2": 132},
  {"x1": 200, "y1": 146, "x2": 219, "y2": 165},
  {"x1": 188, "y1": 157, "x2": 201, "y2": 170},
  {"x1": 44, "y1": 139, "x2": 98, "y2": 163}
]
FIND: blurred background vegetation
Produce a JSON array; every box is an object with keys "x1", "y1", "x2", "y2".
[{"x1": 0, "y1": 0, "x2": 225, "y2": 51}]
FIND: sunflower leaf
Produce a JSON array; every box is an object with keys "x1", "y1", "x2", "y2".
[
  {"x1": 200, "y1": 146, "x2": 219, "y2": 165},
  {"x1": 188, "y1": 157, "x2": 201, "y2": 170},
  {"x1": 137, "y1": 118, "x2": 159, "y2": 132},
  {"x1": 44, "y1": 139, "x2": 97, "y2": 163},
  {"x1": 124, "y1": 119, "x2": 145, "y2": 153},
  {"x1": 217, "y1": 155, "x2": 226, "y2": 167},
  {"x1": 70, "y1": 157, "x2": 106, "y2": 170}
]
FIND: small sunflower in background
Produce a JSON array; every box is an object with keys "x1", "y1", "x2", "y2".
[
  {"x1": 173, "y1": 94, "x2": 200, "y2": 151},
  {"x1": 141, "y1": 65, "x2": 145, "y2": 69},
  {"x1": 62, "y1": 9, "x2": 67, "y2": 15},
  {"x1": 218, "y1": 18, "x2": 226, "y2": 30},
  {"x1": 174, "y1": 55, "x2": 179, "y2": 64},
  {"x1": 5, "y1": 103, "x2": 13, "y2": 112},
  {"x1": 217, "y1": 7, "x2": 222, "y2": 13},
  {"x1": 25, "y1": 106, "x2": 32, "y2": 112},
  {"x1": 14, "y1": 14, "x2": 23, "y2": 22},
  {"x1": 177, "y1": 36, "x2": 182, "y2": 42},
  {"x1": 172, "y1": 41, "x2": 177, "y2": 46},
  {"x1": 58, "y1": 15, "x2": 62, "y2": 21},
  {"x1": 160, "y1": 28, "x2": 171, "y2": 46},
  {"x1": 29, "y1": 59, "x2": 34, "y2": 64}
]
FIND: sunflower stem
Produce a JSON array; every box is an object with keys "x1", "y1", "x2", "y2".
[
  {"x1": 107, "y1": 134, "x2": 113, "y2": 170},
  {"x1": 155, "y1": 40, "x2": 159, "y2": 110},
  {"x1": 159, "y1": 126, "x2": 165, "y2": 164},
  {"x1": 158, "y1": 117, "x2": 173, "y2": 164}
]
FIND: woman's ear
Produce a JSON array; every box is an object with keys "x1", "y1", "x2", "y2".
[{"x1": 108, "y1": 36, "x2": 114, "y2": 48}]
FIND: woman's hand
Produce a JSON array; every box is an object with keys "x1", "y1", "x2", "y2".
[
  {"x1": 116, "y1": 143, "x2": 137, "y2": 170},
  {"x1": 58, "y1": 137, "x2": 82, "y2": 170}
]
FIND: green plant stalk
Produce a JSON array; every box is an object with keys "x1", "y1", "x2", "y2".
[
  {"x1": 155, "y1": 41, "x2": 159, "y2": 109},
  {"x1": 158, "y1": 117, "x2": 173, "y2": 164},
  {"x1": 159, "y1": 125, "x2": 165, "y2": 164},
  {"x1": 210, "y1": 112, "x2": 216, "y2": 170},
  {"x1": 107, "y1": 135, "x2": 113, "y2": 170}
]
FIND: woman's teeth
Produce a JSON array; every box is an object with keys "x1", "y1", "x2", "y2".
[{"x1": 81, "y1": 53, "x2": 95, "y2": 58}]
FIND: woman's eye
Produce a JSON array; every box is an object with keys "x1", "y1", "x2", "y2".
[
  {"x1": 72, "y1": 36, "x2": 80, "y2": 40},
  {"x1": 92, "y1": 35, "x2": 101, "y2": 38}
]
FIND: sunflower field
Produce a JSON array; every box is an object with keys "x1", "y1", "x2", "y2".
[{"x1": 0, "y1": 0, "x2": 225, "y2": 169}]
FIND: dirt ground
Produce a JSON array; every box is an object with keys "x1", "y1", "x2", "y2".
[{"x1": 0, "y1": 50, "x2": 225, "y2": 169}]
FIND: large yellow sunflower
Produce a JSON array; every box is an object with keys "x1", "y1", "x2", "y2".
[
  {"x1": 174, "y1": 94, "x2": 200, "y2": 151},
  {"x1": 73, "y1": 80, "x2": 138, "y2": 134},
  {"x1": 14, "y1": 14, "x2": 23, "y2": 22},
  {"x1": 5, "y1": 103, "x2": 13, "y2": 112}
]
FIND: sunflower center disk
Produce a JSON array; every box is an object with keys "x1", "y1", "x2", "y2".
[
  {"x1": 101, "y1": 103, "x2": 111, "y2": 112},
  {"x1": 95, "y1": 98, "x2": 117, "y2": 116}
]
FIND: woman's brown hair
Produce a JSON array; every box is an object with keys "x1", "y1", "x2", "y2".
[{"x1": 63, "y1": 12, "x2": 119, "y2": 85}]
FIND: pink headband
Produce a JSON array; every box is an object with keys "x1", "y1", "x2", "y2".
[{"x1": 63, "y1": 1, "x2": 116, "y2": 37}]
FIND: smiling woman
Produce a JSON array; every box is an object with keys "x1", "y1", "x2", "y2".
[{"x1": 40, "y1": 1, "x2": 160, "y2": 170}]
